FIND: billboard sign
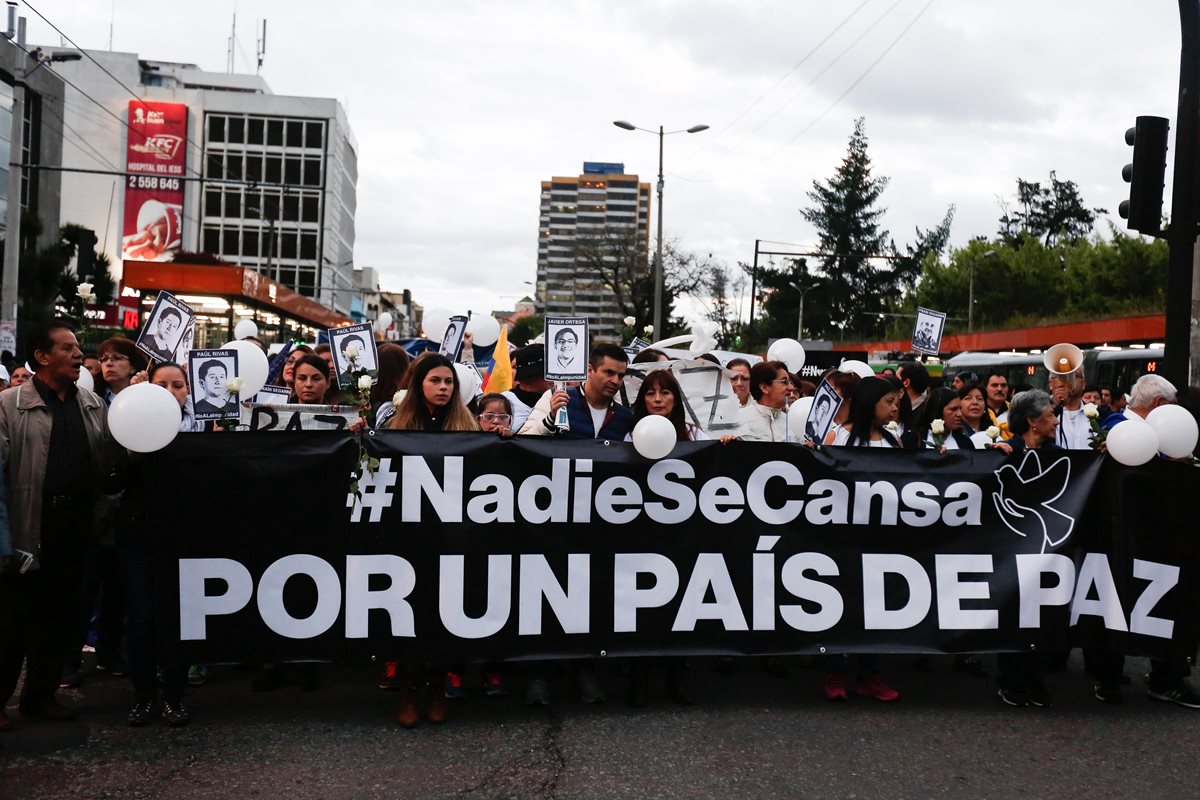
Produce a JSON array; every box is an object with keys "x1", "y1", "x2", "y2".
[{"x1": 122, "y1": 101, "x2": 187, "y2": 262}]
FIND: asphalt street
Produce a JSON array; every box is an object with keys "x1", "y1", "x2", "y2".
[{"x1": 1, "y1": 653, "x2": 1196, "y2": 800}]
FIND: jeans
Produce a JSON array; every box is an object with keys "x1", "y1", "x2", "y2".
[{"x1": 122, "y1": 544, "x2": 186, "y2": 701}]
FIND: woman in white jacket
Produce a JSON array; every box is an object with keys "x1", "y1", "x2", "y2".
[{"x1": 738, "y1": 360, "x2": 791, "y2": 442}]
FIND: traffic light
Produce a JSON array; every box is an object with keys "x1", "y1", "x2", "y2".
[
  {"x1": 76, "y1": 229, "x2": 98, "y2": 278},
  {"x1": 1119, "y1": 115, "x2": 1169, "y2": 235}
]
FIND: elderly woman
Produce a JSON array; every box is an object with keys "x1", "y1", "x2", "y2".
[
  {"x1": 738, "y1": 360, "x2": 791, "y2": 442},
  {"x1": 992, "y1": 390, "x2": 1059, "y2": 707}
]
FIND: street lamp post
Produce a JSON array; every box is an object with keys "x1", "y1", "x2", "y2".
[
  {"x1": 968, "y1": 249, "x2": 995, "y2": 333},
  {"x1": 788, "y1": 281, "x2": 817, "y2": 341},
  {"x1": 613, "y1": 120, "x2": 708, "y2": 338}
]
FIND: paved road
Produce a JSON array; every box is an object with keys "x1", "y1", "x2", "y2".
[{"x1": 1, "y1": 653, "x2": 1196, "y2": 799}]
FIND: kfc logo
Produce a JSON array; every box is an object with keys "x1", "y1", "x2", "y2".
[{"x1": 131, "y1": 134, "x2": 183, "y2": 161}]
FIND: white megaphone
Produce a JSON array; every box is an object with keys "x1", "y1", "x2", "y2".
[{"x1": 1043, "y1": 343, "x2": 1083, "y2": 375}]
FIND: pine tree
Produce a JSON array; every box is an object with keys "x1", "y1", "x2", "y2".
[{"x1": 800, "y1": 117, "x2": 892, "y2": 337}]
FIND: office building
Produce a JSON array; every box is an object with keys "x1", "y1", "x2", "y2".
[
  {"x1": 41, "y1": 47, "x2": 358, "y2": 316},
  {"x1": 535, "y1": 162, "x2": 650, "y2": 337}
]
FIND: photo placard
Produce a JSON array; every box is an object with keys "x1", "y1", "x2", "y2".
[
  {"x1": 328, "y1": 323, "x2": 378, "y2": 390},
  {"x1": 544, "y1": 316, "x2": 589, "y2": 382},
  {"x1": 806, "y1": 378, "x2": 844, "y2": 444},
  {"x1": 911, "y1": 307, "x2": 947, "y2": 355},
  {"x1": 188, "y1": 348, "x2": 240, "y2": 421},
  {"x1": 438, "y1": 315, "x2": 469, "y2": 360},
  {"x1": 135, "y1": 291, "x2": 195, "y2": 362}
]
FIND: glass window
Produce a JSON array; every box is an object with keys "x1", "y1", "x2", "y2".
[
  {"x1": 243, "y1": 230, "x2": 259, "y2": 257},
  {"x1": 286, "y1": 121, "x2": 303, "y2": 148},
  {"x1": 222, "y1": 231, "x2": 238, "y2": 257},
  {"x1": 280, "y1": 232, "x2": 298, "y2": 259},
  {"x1": 248, "y1": 117, "x2": 264, "y2": 144},
  {"x1": 225, "y1": 154, "x2": 243, "y2": 181},
  {"x1": 301, "y1": 195, "x2": 319, "y2": 223},
  {"x1": 204, "y1": 190, "x2": 221, "y2": 217},
  {"x1": 208, "y1": 116, "x2": 225, "y2": 143},
  {"x1": 267, "y1": 119, "x2": 284, "y2": 146},
  {"x1": 282, "y1": 194, "x2": 300, "y2": 222},
  {"x1": 244, "y1": 192, "x2": 262, "y2": 219},
  {"x1": 264, "y1": 156, "x2": 282, "y2": 184},
  {"x1": 278, "y1": 268, "x2": 296, "y2": 287},
  {"x1": 297, "y1": 270, "x2": 316, "y2": 297},
  {"x1": 224, "y1": 190, "x2": 242, "y2": 218},
  {"x1": 206, "y1": 154, "x2": 223, "y2": 178},
  {"x1": 299, "y1": 232, "x2": 317, "y2": 260},
  {"x1": 306, "y1": 122, "x2": 323, "y2": 149},
  {"x1": 246, "y1": 155, "x2": 263, "y2": 182},
  {"x1": 284, "y1": 157, "x2": 301, "y2": 186},
  {"x1": 227, "y1": 116, "x2": 245, "y2": 144},
  {"x1": 302, "y1": 158, "x2": 321, "y2": 187},
  {"x1": 203, "y1": 227, "x2": 220, "y2": 254}
]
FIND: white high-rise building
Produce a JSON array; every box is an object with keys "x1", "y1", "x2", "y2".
[{"x1": 536, "y1": 162, "x2": 650, "y2": 338}]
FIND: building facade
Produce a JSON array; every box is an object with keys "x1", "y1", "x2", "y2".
[
  {"x1": 43, "y1": 48, "x2": 357, "y2": 316},
  {"x1": 535, "y1": 162, "x2": 650, "y2": 338}
]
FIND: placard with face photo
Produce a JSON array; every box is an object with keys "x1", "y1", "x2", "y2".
[
  {"x1": 328, "y1": 323, "x2": 378, "y2": 389},
  {"x1": 188, "y1": 348, "x2": 240, "y2": 421},
  {"x1": 805, "y1": 378, "x2": 844, "y2": 444},
  {"x1": 544, "y1": 316, "x2": 588, "y2": 382},
  {"x1": 911, "y1": 306, "x2": 947, "y2": 355},
  {"x1": 135, "y1": 291, "x2": 195, "y2": 362},
  {"x1": 438, "y1": 315, "x2": 469, "y2": 359}
]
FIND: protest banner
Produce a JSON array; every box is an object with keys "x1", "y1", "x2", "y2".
[
  {"x1": 148, "y1": 435, "x2": 1200, "y2": 666},
  {"x1": 239, "y1": 403, "x2": 361, "y2": 431}
]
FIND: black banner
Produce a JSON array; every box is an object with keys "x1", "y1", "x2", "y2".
[{"x1": 148, "y1": 433, "x2": 1200, "y2": 664}]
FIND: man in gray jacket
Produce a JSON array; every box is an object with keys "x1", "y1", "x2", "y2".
[{"x1": 0, "y1": 320, "x2": 113, "y2": 726}]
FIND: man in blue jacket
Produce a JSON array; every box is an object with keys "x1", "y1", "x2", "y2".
[{"x1": 520, "y1": 343, "x2": 633, "y2": 440}]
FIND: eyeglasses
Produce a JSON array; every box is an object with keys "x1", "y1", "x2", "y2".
[
  {"x1": 99, "y1": 355, "x2": 129, "y2": 364},
  {"x1": 479, "y1": 412, "x2": 512, "y2": 424}
]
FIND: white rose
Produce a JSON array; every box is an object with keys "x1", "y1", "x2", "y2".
[
  {"x1": 986, "y1": 425, "x2": 1000, "y2": 439},
  {"x1": 225, "y1": 377, "x2": 244, "y2": 394},
  {"x1": 643, "y1": 325, "x2": 654, "y2": 334},
  {"x1": 76, "y1": 282, "x2": 94, "y2": 301},
  {"x1": 623, "y1": 316, "x2": 636, "y2": 327},
  {"x1": 1083, "y1": 402, "x2": 1098, "y2": 418},
  {"x1": 930, "y1": 419, "x2": 945, "y2": 435},
  {"x1": 392, "y1": 390, "x2": 406, "y2": 406},
  {"x1": 885, "y1": 421, "x2": 899, "y2": 432},
  {"x1": 344, "y1": 343, "x2": 360, "y2": 362},
  {"x1": 358, "y1": 375, "x2": 374, "y2": 391}
]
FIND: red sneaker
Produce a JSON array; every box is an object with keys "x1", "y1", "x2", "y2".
[
  {"x1": 824, "y1": 672, "x2": 849, "y2": 701},
  {"x1": 855, "y1": 673, "x2": 900, "y2": 702},
  {"x1": 444, "y1": 671, "x2": 466, "y2": 699},
  {"x1": 378, "y1": 660, "x2": 399, "y2": 690}
]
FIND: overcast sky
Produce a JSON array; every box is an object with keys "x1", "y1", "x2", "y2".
[{"x1": 28, "y1": 0, "x2": 1181, "y2": 318}]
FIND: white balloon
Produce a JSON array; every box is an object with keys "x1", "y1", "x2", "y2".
[
  {"x1": 767, "y1": 338, "x2": 806, "y2": 372},
  {"x1": 374, "y1": 312, "x2": 393, "y2": 333},
  {"x1": 234, "y1": 319, "x2": 259, "y2": 341},
  {"x1": 453, "y1": 362, "x2": 480, "y2": 405},
  {"x1": 423, "y1": 308, "x2": 453, "y2": 341},
  {"x1": 221, "y1": 340, "x2": 270, "y2": 397},
  {"x1": 467, "y1": 314, "x2": 501, "y2": 347},
  {"x1": 1105, "y1": 417, "x2": 1160, "y2": 466},
  {"x1": 969, "y1": 431, "x2": 993, "y2": 450},
  {"x1": 75, "y1": 367, "x2": 94, "y2": 393},
  {"x1": 838, "y1": 359, "x2": 875, "y2": 379},
  {"x1": 1146, "y1": 404, "x2": 1199, "y2": 459},
  {"x1": 108, "y1": 383, "x2": 181, "y2": 453},
  {"x1": 787, "y1": 396, "x2": 814, "y2": 442},
  {"x1": 632, "y1": 414, "x2": 677, "y2": 460}
]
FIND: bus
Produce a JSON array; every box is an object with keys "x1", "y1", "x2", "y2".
[{"x1": 944, "y1": 347, "x2": 1164, "y2": 393}]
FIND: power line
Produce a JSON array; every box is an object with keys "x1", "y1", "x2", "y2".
[
  {"x1": 684, "y1": 0, "x2": 873, "y2": 160},
  {"x1": 776, "y1": 0, "x2": 936, "y2": 153}
]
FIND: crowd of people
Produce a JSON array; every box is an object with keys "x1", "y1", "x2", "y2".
[{"x1": 0, "y1": 319, "x2": 1198, "y2": 738}]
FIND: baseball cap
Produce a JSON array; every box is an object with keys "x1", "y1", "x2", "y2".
[{"x1": 513, "y1": 344, "x2": 545, "y2": 381}]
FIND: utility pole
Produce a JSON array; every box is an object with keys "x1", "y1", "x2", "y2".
[
  {"x1": 1168, "y1": 0, "x2": 1200, "y2": 388},
  {"x1": 2, "y1": 7, "x2": 26, "y2": 355}
]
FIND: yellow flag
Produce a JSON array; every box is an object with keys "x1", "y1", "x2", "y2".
[{"x1": 487, "y1": 323, "x2": 512, "y2": 393}]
